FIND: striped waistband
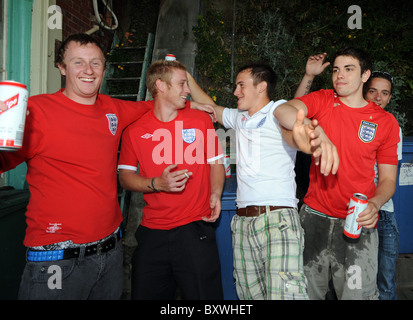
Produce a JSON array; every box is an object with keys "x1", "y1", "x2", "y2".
[{"x1": 304, "y1": 205, "x2": 339, "y2": 220}]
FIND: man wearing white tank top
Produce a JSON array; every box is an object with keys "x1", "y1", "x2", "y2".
[{"x1": 187, "y1": 63, "x2": 330, "y2": 300}]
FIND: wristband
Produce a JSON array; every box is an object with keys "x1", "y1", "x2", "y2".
[{"x1": 148, "y1": 177, "x2": 160, "y2": 193}]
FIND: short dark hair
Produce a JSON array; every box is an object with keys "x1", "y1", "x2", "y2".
[
  {"x1": 238, "y1": 63, "x2": 277, "y2": 99},
  {"x1": 56, "y1": 33, "x2": 106, "y2": 67},
  {"x1": 334, "y1": 47, "x2": 372, "y2": 75},
  {"x1": 363, "y1": 71, "x2": 394, "y2": 96}
]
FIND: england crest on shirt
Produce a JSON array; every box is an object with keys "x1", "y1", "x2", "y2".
[
  {"x1": 358, "y1": 120, "x2": 377, "y2": 143},
  {"x1": 182, "y1": 128, "x2": 196, "y2": 144},
  {"x1": 106, "y1": 114, "x2": 118, "y2": 135}
]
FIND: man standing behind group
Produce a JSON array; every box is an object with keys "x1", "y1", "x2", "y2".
[
  {"x1": 277, "y1": 47, "x2": 400, "y2": 300},
  {"x1": 364, "y1": 71, "x2": 402, "y2": 300},
  {"x1": 117, "y1": 60, "x2": 225, "y2": 300},
  {"x1": 188, "y1": 63, "x2": 316, "y2": 300}
]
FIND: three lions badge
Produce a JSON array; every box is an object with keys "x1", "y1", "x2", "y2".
[
  {"x1": 358, "y1": 120, "x2": 377, "y2": 143},
  {"x1": 182, "y1": 128, "x2": 196, "y2": 144}
]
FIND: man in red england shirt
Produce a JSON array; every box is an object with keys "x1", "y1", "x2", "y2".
[
  {"x1": 117, "y1": 60, "x2": 225, "y2": 300},
  {"x1": 295, "y1": 55, "x2": 403, "y2": 300},
  {"x1": 0, "y1": 33, "x2": 155, "y2": 299},
  {"x1": 276, "y1": 47, "x2": 400, "y2": 300},
  {"x1": 0, "y1": 33, "x2": 212, "y2": 300}
]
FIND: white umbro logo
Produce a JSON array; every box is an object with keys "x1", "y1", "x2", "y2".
[{"x1": 141, "y1": 133, "x2": 153, "y2": 139}]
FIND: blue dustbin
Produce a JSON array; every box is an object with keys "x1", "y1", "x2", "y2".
[
  {"x1": 214, "y1": 174, "x2": 238, "y2": 300},
  {"x1": 394, "y1": 136, "x2": 413, "y2": 254}
]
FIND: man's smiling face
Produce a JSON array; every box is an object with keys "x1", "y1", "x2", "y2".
[
  {"x1": 58, "y1": 41, "x2": 106, "y2": 105},
  {"x1": 365, "y1": 77, "x2": 392, "y2": 109}
]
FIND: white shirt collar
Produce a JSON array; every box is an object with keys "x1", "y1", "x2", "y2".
[{"x1": 241, "y1": 100, "x2": 274, "y2": 119}]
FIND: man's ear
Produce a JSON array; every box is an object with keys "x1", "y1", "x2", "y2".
[
  {"x1": 155, "y1": 78, "x2": 166, "y2": 93},
  {"x1": 57, "y1": 63, "x2": 66, "y2": 76},
  {"x1": 257, "y1": 81, "x2": 267, "y2": 94},
  {"x1": 361, "y1": 69, "x2": 371, "y2": 83}
]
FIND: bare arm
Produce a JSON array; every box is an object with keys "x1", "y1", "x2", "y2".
[
  {"x1": 280, "y1": 108, "x2": 320, "y2": 153},
  {"x1": 294, "y1": 53, "x2": 330, "y2": 98},
  {"x1": 274, "y1": 99, "x2": 309, "y2": 130},
  {"x1": 275, "y1": 99, "x2": 339, "y2": 176},
  {"x1": 202, "y1": 160, "x2": 225, "y2": 223},
  {"x1": 187, "y1": 72, "x2": 225, "y2": 125},
  {"x1": 357, "y1": 164, "x2": 398, "y2": 229}
]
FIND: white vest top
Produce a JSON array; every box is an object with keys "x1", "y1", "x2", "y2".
[{"x1": 223, "y1": 100, "x2": 298, "y2": 208}]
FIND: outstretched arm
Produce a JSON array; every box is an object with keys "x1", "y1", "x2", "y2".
[
  {"x1": 187, "y1": 72, "x2": 225, "y2": 125},
  {"x1": 275, "y1": 100, "x2": 339, "y2": 176}
]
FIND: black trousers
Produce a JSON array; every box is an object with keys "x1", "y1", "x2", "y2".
[{"x1": 131, "y1": 220, "x2": 223, "y2": 300}]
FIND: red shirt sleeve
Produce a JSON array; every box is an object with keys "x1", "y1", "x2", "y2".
[
  {"x1": 117, "y1": 125, "x2": 139, "y2": 171},
  {"x1": 377, "y1": 113, "x2": 400, "y2": 165}
]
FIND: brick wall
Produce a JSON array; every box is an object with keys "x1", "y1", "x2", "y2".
[
  {"x1": 56, "y1": 0, "x2": 115, "y2": 51},
  {"x1": 56, "y1": 0, "x2": 95, "y2": 40}
]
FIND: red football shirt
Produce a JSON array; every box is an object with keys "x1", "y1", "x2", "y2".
[
  {"x1": 118, "y1": 107, "x2": 223, "y2": 230},
  {"x1": 0, "y1": 90, "x2": 153, "y2": 246},
  {"x1": 297, "y1": 89, "x2": 400, "y2": 218}
]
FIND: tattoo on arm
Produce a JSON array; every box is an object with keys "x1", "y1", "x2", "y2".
[{"x1": 304, "y1": 80, "x2": 313, "y2": 95}]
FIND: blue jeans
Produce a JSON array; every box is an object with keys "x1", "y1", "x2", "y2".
[{"x1": 377, "y1": 210, "x2": 399, "y2": 300}]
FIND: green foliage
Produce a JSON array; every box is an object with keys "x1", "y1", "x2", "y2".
[
  {"x1": 192, "y1": 10, "x2": 235, "y2": 107},
  {"x1": 193, "y1": 0, "x2": 413, "y2": 135},
  {"x1": 241, "y1": 9, "x2": 304, "y2": 100}
]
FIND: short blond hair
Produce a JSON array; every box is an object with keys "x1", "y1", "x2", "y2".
[{"x1": 146, "y1": 60, "x2": 187, "y2": 97}]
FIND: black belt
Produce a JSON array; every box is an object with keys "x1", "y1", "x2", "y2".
[
  {"x1": 27, "y1": 230, "x2": 121, "y2": 262},
  {"x1": 237, "y1": 205, "x2": 293, "y2": 217}
]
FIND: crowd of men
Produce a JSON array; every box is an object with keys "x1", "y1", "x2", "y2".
[{"x1": 0, "y1": 33, "x2": 401, "y2": 300}]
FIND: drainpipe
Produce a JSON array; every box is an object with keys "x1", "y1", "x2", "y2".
[{"x1": 5, "y1": 0, "x2": 33, "y2": 189}]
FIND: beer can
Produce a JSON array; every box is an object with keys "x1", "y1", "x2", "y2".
[
  {"x1": 0, "y1": 81, "x2": 29, "y2": 151},
  {"x1": 165, "y1": 54, "x2": 176, "y2": 61},
  {"x1": 343, "y1": 193, "x2": 368, "y2": 242},
  {"x1": 224, "y1": 155, "x2": 231, "y2": 178}
]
